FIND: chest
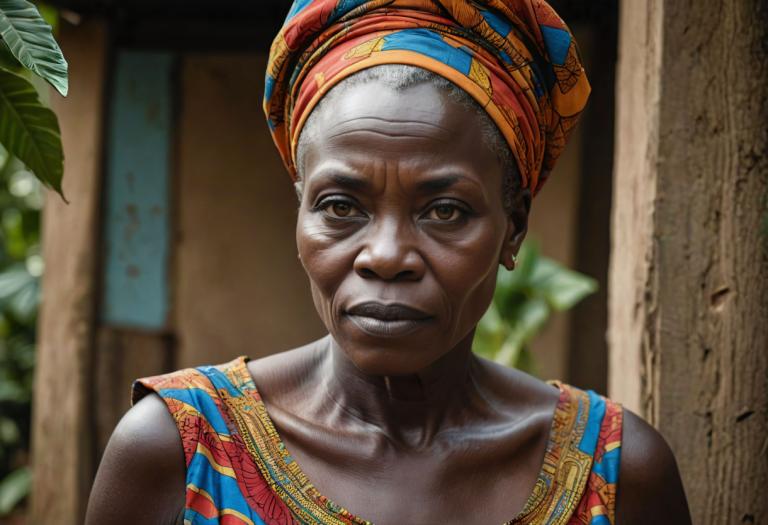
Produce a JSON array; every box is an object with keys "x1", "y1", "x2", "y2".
[{"x1": 268, "y1": 413, "x2": 550, "y2": 525}]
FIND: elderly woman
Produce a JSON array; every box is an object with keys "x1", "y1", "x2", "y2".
[{"x1": 86, "y1": 1, "x2": 691, "y2": 524}]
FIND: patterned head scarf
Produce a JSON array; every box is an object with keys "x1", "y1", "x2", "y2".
[{"x1": 264, "y1": 0, "x2": 590, "y2": 196}]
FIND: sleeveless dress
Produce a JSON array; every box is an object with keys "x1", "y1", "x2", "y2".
[{"x1": 132, "y1": 357, "x2": 623, "y2": 525}]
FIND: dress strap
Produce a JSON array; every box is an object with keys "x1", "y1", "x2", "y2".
[
  {"x1": 509, "y1": 382, "x2": 623, "y2": 525},
  {"x1": 132, "y1": 357, "x2": 297, "y2": 525},
  {"x1": 567, "y1": 393, "x2": 623, "y2": 524}
]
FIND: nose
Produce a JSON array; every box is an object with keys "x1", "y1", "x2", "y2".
[{"x1": 353, "y1": 218, "x2": 425, "y2": 281}]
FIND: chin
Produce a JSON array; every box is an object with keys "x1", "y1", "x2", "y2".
[
  {"x1": 335, "y1": 331, "x2": 445, "y2": 376},
  {"x1": 348, "y1": 348, "x2": 438, "y2": 376}
]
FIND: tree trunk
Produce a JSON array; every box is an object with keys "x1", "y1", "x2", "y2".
[{"x1": 610, "y1": 1, "x2": 768, "y2": 523}]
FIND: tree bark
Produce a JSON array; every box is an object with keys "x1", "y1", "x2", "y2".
[{"x1": 610, "y1": 1, "x2": 768, "y2": 523}]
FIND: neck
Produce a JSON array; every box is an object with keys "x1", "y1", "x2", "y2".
[{"x1": 319, "y1": 333, "x2": 479, "y2": 448}]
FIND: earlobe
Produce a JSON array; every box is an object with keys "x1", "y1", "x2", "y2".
[
  {"x1": 499, "y1": 221, "x2": 521, "y2": 271},
  {"x1": 500, "y1": 253, "x2": 517, "y2": 271},
  {"x1": 500, "y1": 188, "x2": 530, "y2": 271}
]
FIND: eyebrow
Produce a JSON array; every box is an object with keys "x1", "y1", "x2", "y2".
[
  {"x1": 311, "y1": 172, "x2": 478, "y2": 194},
  {"x1": 315, "y1": 173, "x2": 371, "y2": 191},
  {"x1": 416, "y1": 175, "x2": 462, "y2": 193}
]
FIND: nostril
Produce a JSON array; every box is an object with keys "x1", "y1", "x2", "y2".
[
  {"x1": 357, "y1": 266, "x2": 416, "y2": 281},
  {"x1": 394, "y1": 269, "x2": 415, "y2": 281},
  {"x1": 359, "y1": 268, "x2": 377, "y2": 279}
]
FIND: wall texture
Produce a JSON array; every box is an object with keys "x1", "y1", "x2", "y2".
[
  {"x1": 610, "y1": 1, "x2": 768, "y2": 522},
  {"x1": 173, "y1": 53, "x2": 326, "y2": 368}
]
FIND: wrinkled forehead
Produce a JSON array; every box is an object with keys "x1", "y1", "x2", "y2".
[
  {"x1": 299, "y1": 81, "x2": 501, "y2": 181},
  {"x1": 312, "y1": 82, "x2": 456, "y2": 140}
]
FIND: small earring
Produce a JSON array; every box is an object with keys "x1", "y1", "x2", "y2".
[{"x1": 502, "y1": 254, "x2": 517, "y2": 271}]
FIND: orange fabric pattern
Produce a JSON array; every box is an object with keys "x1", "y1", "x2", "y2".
[
  {"x1": 263, "y1": 0, "x2": 591, "y2": 195},
  {"x1": 134, "y1": 358, "x2": 622, "y2": 524}
]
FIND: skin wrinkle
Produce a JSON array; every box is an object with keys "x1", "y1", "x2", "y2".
[
  {"x1": 326, "y1": 118, "x2": 453, "y2": 142},
  {"x1": 296, "y1": 78, "x2": 521, "y2": 415},
  {"x1": 296, "y1": 65, "x2": 524, "y2": 216}
]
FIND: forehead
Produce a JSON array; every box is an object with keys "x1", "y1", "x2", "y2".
[{"x1": 300, "y1": 81, "x2": 502, "y2": 180}]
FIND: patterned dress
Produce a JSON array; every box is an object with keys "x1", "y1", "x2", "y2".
[{"x1": 133, "y1": 357, "x2": 622, "y2": 525}]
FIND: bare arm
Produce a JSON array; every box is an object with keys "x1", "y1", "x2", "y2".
[
  {"x1": 615, "y1": 410, "x2": 691, "y2": 524},
  {"x1": 85, "y1": 394, "x2": 186, "y2": 525}
]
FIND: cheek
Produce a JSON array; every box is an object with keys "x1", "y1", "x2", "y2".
[
  {"x1": 296, "y1": 209, "x2": 354, "y2": 323},
  {"x1": 431, "y1": 218, "x2": 504, "y2": 334}
]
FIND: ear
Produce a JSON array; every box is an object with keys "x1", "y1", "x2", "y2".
[{"x1": 499, "y1": 189, "x2": 531, "y2": 271}]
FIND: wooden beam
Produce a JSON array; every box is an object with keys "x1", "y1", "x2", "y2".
[
  {"x1": 610, "y1": 1, "x2": 768, "y2": 522},
  {"x1": 29, "y1": 17, "x2": 108, "y2": 525},
  {"x1": 94, "y1": 327, "x2": 174, "y2": 456}
]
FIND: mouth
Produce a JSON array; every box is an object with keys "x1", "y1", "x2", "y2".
[{"x1": 344, "y1": 301, "x2": 433, "y2": 338}]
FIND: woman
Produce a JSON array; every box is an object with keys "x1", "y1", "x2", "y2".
[{"x1": 86, "y1": 1, "x2": 691, "y2": 524}]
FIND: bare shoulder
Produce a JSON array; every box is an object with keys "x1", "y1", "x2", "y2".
[
  {"x1": 616, "y1": 409, "x2": 691, "y2": 524},
  {"x1": 472, "y1": 355, "x2": 561, "y2": 415},
  {"x1": 85, "y1": 393, "x2": 185, "y2": 525}
]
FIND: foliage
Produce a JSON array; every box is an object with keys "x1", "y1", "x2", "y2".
[
  {"x1": 473, "y1": 241, "x2": 598, "y2": 374},
  {"x1": 0, "y1": 1, "x2": 54, "y2": 515},
  {"x1": 0, "y1": 143, "x2": 41, "y2": 518},
  {"x1": 0, "y1": 0, "x2": 66, "y2": 196}
]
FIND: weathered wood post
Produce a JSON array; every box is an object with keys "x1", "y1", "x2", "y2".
[
  {"x1": 30, "y1": 18, "x2": 108, "y2": 525},
  {"x1": 609, "y1": 1, "x2": 768, "y2": 523}
]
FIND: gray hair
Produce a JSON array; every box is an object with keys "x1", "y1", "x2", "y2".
[{"x1": 295, "y1": 64, "x2": 521, "y2": 215}]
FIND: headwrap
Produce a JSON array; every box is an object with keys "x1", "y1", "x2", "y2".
[{"x1": 264, "y1": 0, "x2": 590, "y2": 196}]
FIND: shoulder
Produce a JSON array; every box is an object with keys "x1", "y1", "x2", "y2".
[
  {"x1": 616, "y1": 409, "x2": 691, "y2": 524},
  {"x1": 86, "y1": 394, "x2": 185, "y2": 525},
  {"x1": 472, "y1": 355, "x2": 561, "y2": 412},
  {"x1": 246, "y1": 338, "x2": 326, "y2": 402}
]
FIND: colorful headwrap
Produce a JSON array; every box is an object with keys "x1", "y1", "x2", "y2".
[{"x1": 264, "y1": 0, "x2": 590, "y2": 195}]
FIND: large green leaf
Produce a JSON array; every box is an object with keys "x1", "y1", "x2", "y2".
[
  {"x1": 529, "y1": 257, "x2": 598, "y2": 311},
  {"x1": 0, "y1": 466, "x2": 30, "y2": 515},
  {"x1": 0, "y1": 0, "x2": 67, "y2": 96},
  {"x1": 0, "y1": 67, "x2": 63, "y2": 195},
  {"x1": 473, "y1": 239, "x2": 599, "y2": 373},
  {"x1": 492, "y1": 296, "x2": 549, "y2": 367}
]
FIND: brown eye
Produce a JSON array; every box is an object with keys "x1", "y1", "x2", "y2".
[
  {"x1": 430, "y1": 204, "x2": 460, "y2": 221},
  {"x1": 331, "y1": 202, "x2": 352, "y2": 217},
  {"x1": 322, "y1": 200, "x2": 362, "y2": 218}
]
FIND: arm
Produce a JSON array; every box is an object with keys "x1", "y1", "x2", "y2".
[
  {"x1": 615, "y1": 410, "x2": 691, "y2": 524},
  {"x1": 85, "y1": 394, "x2": 186, "y2": 525}
]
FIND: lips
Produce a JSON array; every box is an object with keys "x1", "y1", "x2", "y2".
[{"x1": 345, "y1": 301, "x2": 433, "y2": 337}]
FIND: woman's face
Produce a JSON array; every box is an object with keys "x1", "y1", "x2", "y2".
[{"x1": 296, "y1": 81, "x2": 524, "y2": 376}]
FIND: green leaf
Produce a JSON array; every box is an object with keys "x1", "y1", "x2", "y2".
[
  {"x1": 9, "y1": 274, "x2": 38, "y2": 319},
  {"x1": 0, "y1": 0, "x2": 67, "y2": 96},
  {"x1": 0, "y1": 466, "x2": 30, "y2": 516},
  {"x1": 0, "y1": 67, "x2": 63, "y2": 195},
  {"x1": 0, "y1": 379, "x2": 28, "y2": 403},
  {"x1": 0, "y1": 416, "x2": 20, "y2": 444},
  {"x1": 493, "y1": 297, "x2": 549, "y2": 367},
  {"x1": 0, "y1": 40, "x2": 22, "y2": 73},
  {"x1": 473, "y1": 302, "x2": 507, "y2": 359},
  {"x1": 0, "y1": 264, "x2": 38, "y2": 320},
  {"x1": 530, "y1": 257, "x2": 598, "y2": 311},
  {"x1": 0, "y1": 267, "x2": 28, "y2": 299}
]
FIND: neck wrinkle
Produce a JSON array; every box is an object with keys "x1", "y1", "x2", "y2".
[{"x1": 319, "y1": 335, "x2": 478, "y2": 448}]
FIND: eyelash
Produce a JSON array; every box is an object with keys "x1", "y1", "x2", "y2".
[
  {"x1": 313, "y1": 196, "x2": 472, "y2": 223},
  {"x1": 422, "y1": 199, "x2": 472, "y2": 223},
  {"x1": 313, "y1": 196, "x2": 366, "y2": 220}
]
